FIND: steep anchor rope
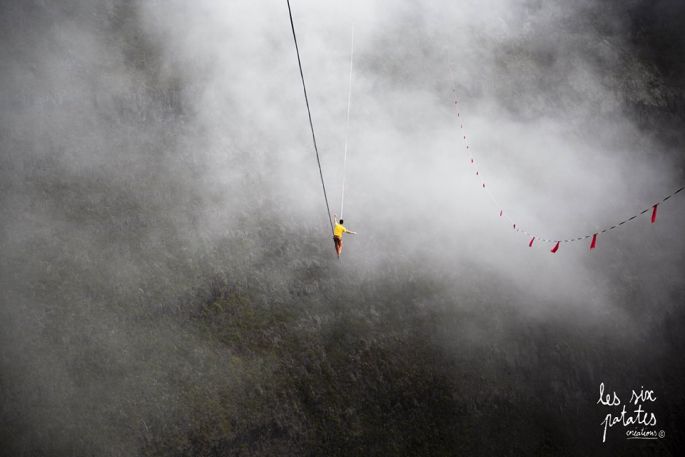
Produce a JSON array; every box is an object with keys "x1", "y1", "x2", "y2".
[
  {"x1": 453, "y1": 97, "x2": 685, "y2": 252},
  {"x1": 340, "y1": 25, "x2": 355, "y2": 219},
  {"x1": 286, "y1": 0, "x2": 334, "y2": 233}
]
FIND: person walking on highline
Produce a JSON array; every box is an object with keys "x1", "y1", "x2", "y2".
[{"x1": 332, "y1": 214, "x2": 357, "y2": 258}]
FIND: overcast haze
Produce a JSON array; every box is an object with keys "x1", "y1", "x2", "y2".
[{"x1": 1, "y1": 0, "x2": 684, "y2": 455}]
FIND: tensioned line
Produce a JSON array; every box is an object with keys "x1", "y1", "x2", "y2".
[
  {"x1": 340, "y1": 25, "x2": 355, "y2": 219},
  {"x1": 286, "y1": 0, "x2": 334, "y2": 233},
  {"x1": 453, "y1": 97, "x2": 685, "y2": 248}
]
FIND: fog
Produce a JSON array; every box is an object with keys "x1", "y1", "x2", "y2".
[{"x1": 1, "y1": 0, "x2": 684, "y2": 455}]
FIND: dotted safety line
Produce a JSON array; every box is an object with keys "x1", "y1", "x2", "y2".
[{"x1": 453, "y1": 97, "x2": 684, "y2": 252}]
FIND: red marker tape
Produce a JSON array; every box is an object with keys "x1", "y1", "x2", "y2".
[{"x1": 551, "y1": 241, "x2": 560, "y2": 253}]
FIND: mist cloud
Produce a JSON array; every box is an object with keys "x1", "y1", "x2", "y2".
[{"x1": 1, "y1": 0, "x2": 684, "y2": 455}]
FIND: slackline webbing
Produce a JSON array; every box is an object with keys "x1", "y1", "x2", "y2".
[
  {"x1": 286, "y1": 0, "x2": 334, "y2": 233},
  {"x1": 453, "y1": 96, "x2": 685, "y2": 252}
]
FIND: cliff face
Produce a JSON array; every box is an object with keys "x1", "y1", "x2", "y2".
[{"x1": 1, "y1": 1, "x2": 684, "y2": 456}]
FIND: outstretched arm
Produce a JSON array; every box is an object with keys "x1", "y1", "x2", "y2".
[
  {"x1": 333, "y1": 213, "x2": 339, "y2": 225},
  {"x1": 347, "y1": 230, "x2": 358, "y2": 235}
]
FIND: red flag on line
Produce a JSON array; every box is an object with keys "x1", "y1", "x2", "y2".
[{"x1": 453, "y1": 97, "x2": 684, "y2": 253}]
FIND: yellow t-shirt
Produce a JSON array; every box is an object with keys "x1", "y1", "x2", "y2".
[{"x1": 334, "y1": 223, "x2": 347, "y2": 238}]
